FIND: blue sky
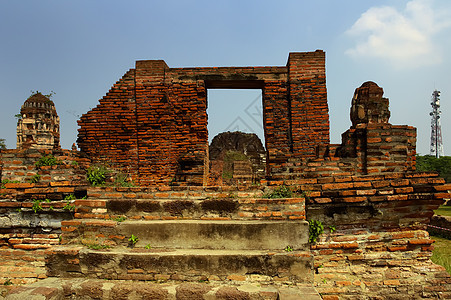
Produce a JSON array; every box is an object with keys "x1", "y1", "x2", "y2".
[{"x1": 1, "y1": 0, "x2": 450, "y2": 155}]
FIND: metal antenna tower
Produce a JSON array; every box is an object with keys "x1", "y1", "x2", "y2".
[{"x1": 430, "y1": 90, "x2": 444, "y2": 158}]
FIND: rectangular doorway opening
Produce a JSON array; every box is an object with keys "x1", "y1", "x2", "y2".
[{"x1": 207, "y1": 89, "x2": 266, "y2": 185}]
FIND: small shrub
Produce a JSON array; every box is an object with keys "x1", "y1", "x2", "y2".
[
  {"x1": 32, "y1": 199, "x2": 42, "y2": 213},
  {"x1": 309, "y1": 219, "x2": 324, "y2": 243},
  {"x1": 35, "y1": 155, "x2": 61, "y2": 168},
  {"x1": 299, "y1": 190, "x2": 311, "y2": 201},
  {"x1": 0, "y1": 138, "x2": 6, "y2": 150},
  {"x1": 32, "y1": 199, "x2": 50, "y2": 213},
  {"x1": 264, "y1": 185, "x2": 293, "y2": 199},
  {"x1": 64, "y1": 194, "x2": 76, "y2": 201},
  {"x1": 29, "y1": 174, "x2": 41, "y2": 183},
  {"x1": 3, "y1": 278, "x2": 12, "y2": 286},
  {"x1": 227, "y1": 192, "x2": 237, "y2": 199},
  {"x1": 128, "y1": 234, "x2": 139, "y2": 247},
  {"x1": 145, "y1": 244, "x2": 151, "y2": 249},
  {"x1": 86, "y1": 165, "x2": 107, "y2": 186},
  {"x1": 63, "y1": 202, "x2": 75, "y2": 211},
  {"x1": 115, "y1": 173, "x2": 134, "y2": 187},
  {"x1": 112, "y1": 216, "x2": 127, "y2": 222},
  {"x1": 329, "y1": 225, "x2": 336, "y2": 233},
  {"x1": 284, "y1": 245, "x2": 293, "y2": 252}
]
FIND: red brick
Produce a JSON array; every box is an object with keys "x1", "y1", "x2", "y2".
[
  {"x1": 13, "y1": 244, "x2": 51, "y2": 250},
  {"x1": 323, "y1": 183, "x2": 354, "y2": 190},
  {"x1": 388, "y1": 246, "x2": 408, "y2": 252},
  {"x1": 408, "y1": 238, "x2": 433, "y2": 245},
  {"x1": 56, "y1": 187, "x2": 74, "y2": 193},
  {"x1": 392, "y1": 232, "x2": 415, "y2": 239},
  {"x1": 4, "y1": 183, "x2": 33, "y2": 189},
  {"x1": 227, "y1": 274, "x2": 246, "y2": 281},
  {"x1": 333, "y1": 236, "x2": 357, "y2": 242},
  {"x1": 74, "y1": 200, "x2": 106, "y2": 207},
  {"x1": 342, "y1": 196, "x2": 366, "y2": 203}
]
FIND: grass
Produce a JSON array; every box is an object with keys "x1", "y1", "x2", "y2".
[
  {"x1": 431, "y1": 205, "x2": 451, "y2": 274},
  {"x1": 431, "y1": 235, "x2": 451, "y2": 274},
  {"x1": 434, "y1": 205, "x2": 451, "y2": 217}
]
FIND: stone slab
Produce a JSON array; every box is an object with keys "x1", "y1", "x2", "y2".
[
  {"x1": 47, "y1": 247, "x2": 314, "y2": 284},
  {"x1": 116, "y1": 219, "x2": 309, "y2": 250}
]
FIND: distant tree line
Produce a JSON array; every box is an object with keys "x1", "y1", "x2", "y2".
[
  {"x1": 0, "y1": 138, "x2": 6, "y2": 150},
  {"x1": 416, "y1": 154, "x2": 451, "y2": 183}
]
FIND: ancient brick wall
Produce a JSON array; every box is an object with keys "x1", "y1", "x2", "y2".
[
  {"x1": 0, "y1": 149, "x2": 90, "y2": 285},
  {"x1": 77, "y1": 51, "x2": 329, "y2": 185},
  {"x1": 301, "y1": 172, "x2": 450, "y2": 299},
  {"x1": 0, "y1": 199, "x2": 73, "y2": 285},
  {"x1": 0, "y1": 149, "x2": 89, "y2": 195},
  {"x1": 77, "y1": 70, "x2": 138, "y2": 176}
]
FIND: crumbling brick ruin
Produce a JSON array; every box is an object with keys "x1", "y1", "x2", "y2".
[
  {"x1": 208, "y1": 131, "x2": 266, "y2": 185},
  {"x1": 77, "y1": 51, "x2": 329, "y2": 186},
  {"x1": 0, "y1": 51, "x2": 450, "y2": 299}
]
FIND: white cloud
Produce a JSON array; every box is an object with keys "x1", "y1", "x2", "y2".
[{"x1": 345, "y1": 0, "x2": 451, "y2": 68}]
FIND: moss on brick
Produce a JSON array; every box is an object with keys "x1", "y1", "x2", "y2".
[
  {"x1": 201, "y1": 199, "x2": 239, "y2": 213},
  {"x1": 106, "y1": 199, "x2": 136, "y2": 214},
  {"x1": 163, "y1": 200, "x2": 194, "y2": 216},
  {"x1": 135, "y1": 200, "x2": 161, "y2": 213}
]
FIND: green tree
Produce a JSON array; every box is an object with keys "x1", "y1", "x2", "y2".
[
  {"x1": 416, "y1": 154, "x2": 451, "y2": 183},
  {"x1": 0, "y1": 138, "x2": 6, "y2": 150}
]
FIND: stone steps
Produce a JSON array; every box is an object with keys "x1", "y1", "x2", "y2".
[
  {"x1": 46, "y1": 246, "x2": 314, "y2": 284},
  {"x1": 2, "y1": 277, "x2": 322, "y2": 300},
  {"x1": 2, "y1": 190, "x2": 319, "y2": 299},
  {"x1": 70, "y1": 197, "x2": 306, "y2": 222},
  {"x1": 65, "y1": 219, "x2": 309, "y2": 251}
]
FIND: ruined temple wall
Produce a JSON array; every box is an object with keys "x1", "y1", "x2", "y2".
[
  {"x1": 77, "y1": 69, "x2": 138, "y2": 176},
  {"x1": 76, "y1": 52, "x2": 330, "y2": 185},
  {"x1": 300, "y1": 172, "x2": 450, "y2": 299},
  {"x1": 134, "y1": 61, "x2": 209, "y2": 186},
  {"x1": 268, "y1": 125, "x2": 417, "y2": 180}
]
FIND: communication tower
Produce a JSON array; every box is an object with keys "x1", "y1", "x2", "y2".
[{"x1": 430, "y1": 90, "x2": 444, "y2": 158}]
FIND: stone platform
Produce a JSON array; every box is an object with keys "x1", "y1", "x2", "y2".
[
  {"x1": 0, "y1": 188, "x2": 319, "y2": 299},
  {"x1": 1, "y1": 277, "x2": 322, "y2": 300}
]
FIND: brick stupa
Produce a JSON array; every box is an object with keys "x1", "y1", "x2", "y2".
[{"x1": 16, "y1": 92, "x2": 60, "y2": 150}]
